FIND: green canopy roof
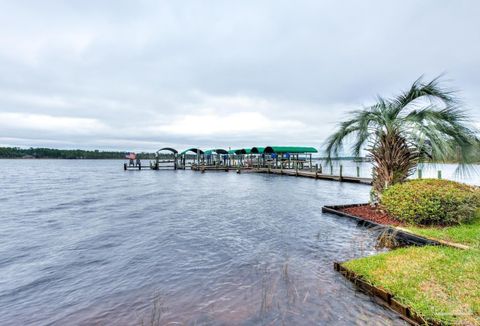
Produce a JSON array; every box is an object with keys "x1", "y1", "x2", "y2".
[
  {"x1": 156, "y1": 147, "x2": 178, "y2": 154},
  {"x1": 204, "y1": 149, "x2": 228, "y2": 155},
  {"x1": 264, "y1": 146, "x2": 317, "y2": 154},
  {"x1": 179, "y1": 148, "x2": 204, "y2": 155},
  {"x1": 250, "y1": 147, "x2": 265, "y2": 154},
  {"x1": 228, "y1": 149, "x2": 246, "y2": 154},
  {"x1": 227, "y1": 148, "x2": 255, "y2": 154},
  {"x1": 179, "y1": 146, "x2": 316, "y2": 155}
]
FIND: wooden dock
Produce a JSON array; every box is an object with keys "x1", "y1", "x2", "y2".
[
  {"x1": 124, "y1": 164, "x2": 151, "y2": 170},
  {"x1": 123, "y1": 160, "x2": 372, "y2": 185},
  {"x1": 191, "y1": 165, "x2": 254, "y2": 172},
  {"x1": 253, "y1": 167, "x2": 372, "y2": 184},
  {"x1": 190, "y1": 165, "x2": 372, "y2": 184}
]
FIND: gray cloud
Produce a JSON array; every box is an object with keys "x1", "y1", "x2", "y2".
[{"x1": 0, "y1": 0, "x2": 479, "y2": 152}]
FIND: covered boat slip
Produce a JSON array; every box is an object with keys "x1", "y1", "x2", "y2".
[
  {"x1": 126, "y1": 146, "x2": 318, "y2": 170},
  {"x1": 152, "y1": 147, "x2": 178, "y2": 170},
  {"x1": 124, "y1": 145, "x2": 372, "y2": 184},
  {"x1": 189, "y1": 146, "x2": 318, "y2": 170}
]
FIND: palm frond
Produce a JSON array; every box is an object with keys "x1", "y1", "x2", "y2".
[
  {"x1": 402, "y1": 105, "x2": 478, "y2": 164},
  {"x1": 392, "y1": 75, "x2": 458, "y2": 116}
]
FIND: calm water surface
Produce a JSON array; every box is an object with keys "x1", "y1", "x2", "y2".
[{"x1": 0, "y1": 160, "x2": 411, "y2": 325}]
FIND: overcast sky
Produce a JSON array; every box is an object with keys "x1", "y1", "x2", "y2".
[{"x1": 0, "y1": 0, "x2": 479, "y2": 152}]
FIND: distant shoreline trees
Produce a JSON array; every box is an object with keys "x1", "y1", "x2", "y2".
[{"x1": 0, "y1": 147, "x2": 156, "y2": 159}]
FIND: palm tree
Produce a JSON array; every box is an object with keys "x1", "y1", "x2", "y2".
[{"x1": 324, "y1": 76, "x2": 479, "y2": 200}]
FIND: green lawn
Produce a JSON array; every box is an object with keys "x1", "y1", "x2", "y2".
[
  {"x1": 343, "y1": 246, "x2": 480, "y2": 325},
  {"x1": 404, "y1": 212, "x2": 480, "y2": 249}
]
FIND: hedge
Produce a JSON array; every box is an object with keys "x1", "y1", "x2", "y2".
[{"x1": 381, "y1": 179, "x2": 480, "y2": 225}]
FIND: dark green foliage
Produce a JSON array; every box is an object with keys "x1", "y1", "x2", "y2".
[
  {"x1": 381, "y1": 179, "x2": 480, "y2": 225},
  {"x1": 0, "y1": 147, "x2": 155, "y2": 159}
]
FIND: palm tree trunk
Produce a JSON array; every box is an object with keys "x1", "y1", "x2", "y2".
[{"x1": 369, "y1": 132, "x2": 418, "y2": 201}]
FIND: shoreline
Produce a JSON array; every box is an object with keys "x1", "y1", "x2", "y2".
[{"x1": 322, "y1": 203, "x2": 479, "y2": 324}]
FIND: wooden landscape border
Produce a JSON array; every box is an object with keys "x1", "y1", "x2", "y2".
[
  {"x1": 333, "y1": 262, "x2": 439, "y2": 326},
  {"x1": 322, "y1": 203, "x2": 447, "y2": 247}
]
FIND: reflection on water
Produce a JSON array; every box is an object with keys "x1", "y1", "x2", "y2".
[{"x1": 0, "y1": 160, "x2": 409, "y2": 325}]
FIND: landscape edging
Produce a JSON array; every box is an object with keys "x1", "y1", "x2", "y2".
[
  {"x1": 322, "y1": 203, "x2": 458, "y2": 247},
  {"x1": 334, "y1": 262, "x2": 439, "y2": 326}
]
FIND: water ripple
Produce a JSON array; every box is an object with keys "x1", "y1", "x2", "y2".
[{"x1": 0, "y1": 160, "x2": 407, "y2": 325}]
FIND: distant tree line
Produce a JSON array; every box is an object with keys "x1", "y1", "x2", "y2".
[
  {"x1": 0, "y1": 147, "x2": 156, "y2": 159},
  {"x1": 1, "y1": 146, "x2": 478, "y2": 162}
]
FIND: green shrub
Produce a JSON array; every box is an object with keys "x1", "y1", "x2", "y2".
[{"x1": 381, "y1": 179, "x2": 480, "y2": 226}]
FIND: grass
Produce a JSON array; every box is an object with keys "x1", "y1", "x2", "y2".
[
  {"x1": 404, "y1": 211, "x2": 480, "y2": 249},
  {"x1": 343, "y1": 246, "x2": 480, "y2": 325}
]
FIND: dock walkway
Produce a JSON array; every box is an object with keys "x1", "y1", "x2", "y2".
[
  {"x1": 253, "y1": 168, "x2": 372, "y2": 184},
  {"x1": 124, "y1": 162, "x2": 373, "y2": 185},
  {"x1": 190, "y1": 166, "x2": 372, "y2": 185}
]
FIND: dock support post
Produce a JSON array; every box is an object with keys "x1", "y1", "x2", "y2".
[
  {"x1": 339, "y1": 165, "x2": 343, "y2": 181},
  {"x1": 418, "y1": 169, "x2": 422, "y2": 179},
  {"x1": 356, "y1": 166, "x2": 360, "y2": 178},
  {"x1": 330, "y1": 164, "x2": 333, "y2": 175},
  {"x1": 438, "y1": 170, "x2": 442, "y2": 179},
  {"x1": 319, "y1": 164, "x2": 322, "y2": 174}
]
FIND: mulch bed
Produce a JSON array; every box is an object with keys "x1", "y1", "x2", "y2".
[{"x1": 340, "y1": 204, "x2": 405, "y2": 227}]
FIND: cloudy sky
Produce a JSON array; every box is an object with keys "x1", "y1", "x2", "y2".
[{"x1": 0, "y1": 0, "x2": 479, "y2": 152}]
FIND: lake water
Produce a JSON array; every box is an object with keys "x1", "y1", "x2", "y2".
[{"x1": 0, "y1": 160, "x2": 425, "y2": 325}]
